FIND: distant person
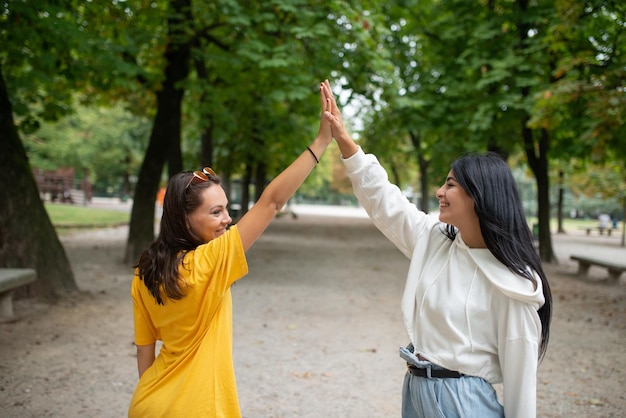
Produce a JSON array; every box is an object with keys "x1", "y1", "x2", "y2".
[
  {"x1": 598, "y1": 213, "x2": 611, "y2": 230},
  {"x1": 155, "y1": 187, "x2": 166, "y2": 206},
  {"x1": 320, "y1": 80, "x2": 552, "y2": 418},
  {"x1": 81, "y1": 171, "x2": 93, "y2": 204},
  {"x1": 128, "y1": 84, "x2": 332, "y2": 417}
]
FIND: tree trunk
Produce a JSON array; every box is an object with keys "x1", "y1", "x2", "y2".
[
  {"x1": 200, "y1": 122, "x2": 214, "y2": 168},
  {"x1": 557, "y1": 170, "x2": 565, "y2": 234},
  {"x1": 409, "y1": 131, "x2": 430, "y2": 213},
  {"x1": 390, "y1": 164, "x2": 401, "y2": 189},
  {"x1": 238, "y1": 164, "x2": 253, "y2": 219},
  {"x1": 124, "y1": 0, "x2": 192, "y2": 264},
  {"x1": 254, "y1": 162, "x2": 267, "y2": 203},
  {"x1": 193, "y1": 54, "x2": 215, "y2": 169},
  {"x1": 418, "y1": 154, "x2": 430, "y2": 213},
  {"x1": 622, "y1": 198, "x2": 626, "y2": 247},
  {"x1": 524, "y1": 125, "x2": 557, "y2": 263},
  {"x1": 517, "y1": 0, "x2": 556, "y2": 263},
  {"x1": 0, "y1": 63, "x2": 77, "y2": 298}
]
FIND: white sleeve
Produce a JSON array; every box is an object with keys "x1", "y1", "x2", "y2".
[
  {"x1": 342, "y1": 148, "x2": 433, "y2": 258},
  {"x1": 498, "y1": 301, "x2": 541, "y2": 418}
]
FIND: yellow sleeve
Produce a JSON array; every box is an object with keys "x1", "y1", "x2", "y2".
[
  {"x1": 131, "y1": 273, "x2": 159, "y2": 346},
  {"x1": 189, "y1": 225, "x2": 249, "y2": 295}
]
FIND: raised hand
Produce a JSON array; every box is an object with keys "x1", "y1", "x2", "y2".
[
  {"x1": 320, "y1": 79, "x2": 358, "y2": 158},
  {"x1": 317, "y1": 81, "x2": 332, "y2": 143},
  {"x1": 320, "y1": 80, "x2": 343, "y2": 132}
]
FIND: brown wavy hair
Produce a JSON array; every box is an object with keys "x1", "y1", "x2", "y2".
[{"x1": 134, "y1": 171, "x2": 221, "y2": 305}]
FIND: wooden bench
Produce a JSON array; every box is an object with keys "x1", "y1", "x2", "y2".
[
  {"x1": 579, "y1": 226, "x2": 612, "y2": 236},
  {"x1": 0, "y1": 268, "x2": 37, "y2": 319},
  {"x1": 33, "y1": 167, "x2": 75, "y2": 203},
  {"x1": 570, "y1": 255, "x2": 626, "y2": 282}
]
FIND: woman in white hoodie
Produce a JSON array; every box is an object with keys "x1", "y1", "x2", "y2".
[{"x1": 320, "y1": 80, "x2": 552, "y2": 418}]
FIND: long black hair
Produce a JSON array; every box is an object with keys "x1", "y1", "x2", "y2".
[
  {"x1": 443, "y1": 152, "x2": 552, "y2": 360},
  {"x1": 134, "y1": 171, "x2": 221, "y2": 305}
]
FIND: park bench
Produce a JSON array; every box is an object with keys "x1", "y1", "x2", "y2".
[
  {"x1": 0, "y1": 268, "x2": 37, "y2": 320},
  {"x1": 570, "y1": 255, "x2": 626, "y2": 282},
  {"x1": 579, "y1": 226, "x2": 613, "y2": 236},
  {"x1": 33, "y1": 167, "x2": 75, "y2": 203}
]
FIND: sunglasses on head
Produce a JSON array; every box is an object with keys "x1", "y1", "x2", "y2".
[{"x1": 185, "y1": 167, "x2": 217, "y2": 190}]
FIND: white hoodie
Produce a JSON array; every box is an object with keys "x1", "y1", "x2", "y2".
[{"x1": 343, "y1": 149, "x2": 544, "y2": 418}]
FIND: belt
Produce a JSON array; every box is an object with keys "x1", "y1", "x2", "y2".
[{"x1": 407, "y1": 364, "x2": 463, "y2": 379}]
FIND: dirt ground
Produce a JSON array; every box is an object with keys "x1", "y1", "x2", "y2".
[{"x1": 1, "y1": 207, "x2": 625, "y2": 417}]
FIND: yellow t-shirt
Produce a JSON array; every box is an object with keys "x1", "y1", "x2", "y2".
[{"x1": 129, "y1": 226, "x2": 249, "y2": 418}]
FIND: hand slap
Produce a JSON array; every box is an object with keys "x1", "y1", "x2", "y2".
[
  {"x1": 317, "y1": 82, "x2": 332, "y2": 142},
  {"x1": 320, "y1": 80, "x2": 345, "y2": 138}
]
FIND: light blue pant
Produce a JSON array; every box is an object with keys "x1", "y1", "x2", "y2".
[{"x1": 401, "y1": 371, "x2": 504, "y2": 418}]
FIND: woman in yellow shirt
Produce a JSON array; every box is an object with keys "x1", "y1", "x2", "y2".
[{"x1": 129, "y1": 84, "x2": 332, "y2": 418}]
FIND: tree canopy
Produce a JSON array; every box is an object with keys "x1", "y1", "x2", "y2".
[{"x1": 2, "y1": 0, "x2": 625, "y2": 296}]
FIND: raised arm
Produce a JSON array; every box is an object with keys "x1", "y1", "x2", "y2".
[
  {"x1": 236, "y1": 83, "x2": 333, "y2": 251},
  {"x1": 320, "y1": 80, "x2": 359, "y2": 159}
]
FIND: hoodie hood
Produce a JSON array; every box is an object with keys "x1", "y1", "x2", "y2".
[{"x1": 456, "y1": 235, "x2": 545, "y2": 308}]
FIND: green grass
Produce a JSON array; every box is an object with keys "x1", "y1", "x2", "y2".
[
  {"x1": 45, "y1": 203, "x2": 129, "y2": 229},
  {"x1": 43, "y1": 202, "x2": 616, "y2": 235}
]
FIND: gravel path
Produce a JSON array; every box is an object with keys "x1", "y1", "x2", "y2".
[{"x1": 0, "y1": 208, "x2": 624, "y2": 417}]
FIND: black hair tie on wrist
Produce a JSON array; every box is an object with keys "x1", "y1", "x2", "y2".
[{"x1": 307, "y1": 146, "x2": 319, "y2": 164}]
